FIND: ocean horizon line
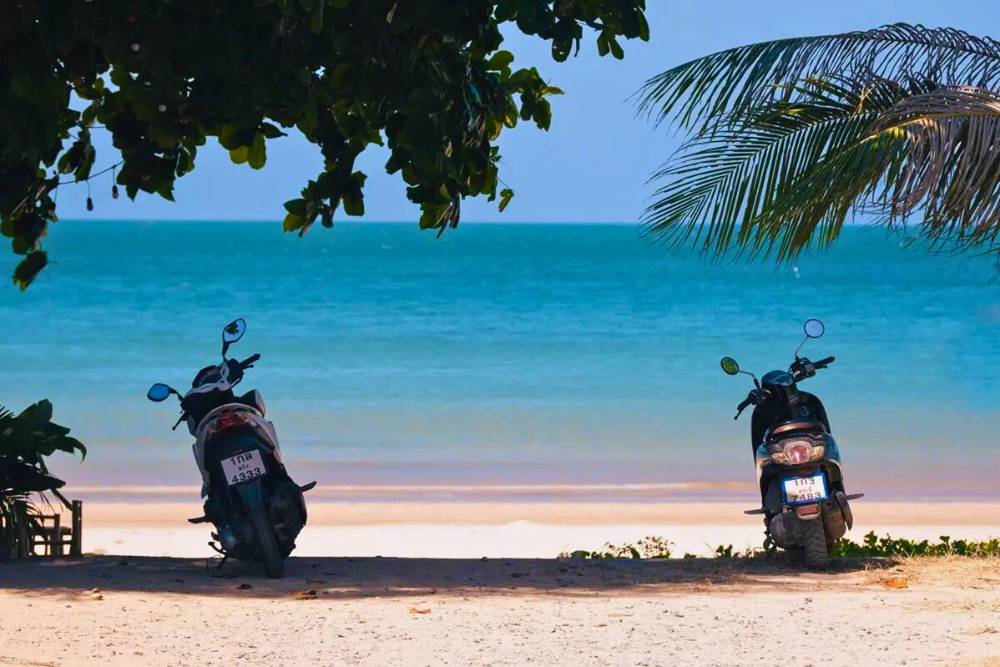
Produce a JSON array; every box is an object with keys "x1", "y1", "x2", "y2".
[{"x1": 56, "y1": 218, "x2": 648, "y2": 226}]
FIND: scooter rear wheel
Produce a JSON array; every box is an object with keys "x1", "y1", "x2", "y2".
[
  {"x1": 249, "y1": 504, "x2": 285, "y2": 578},
  {"x1": 801, "y1": 518, "x2": 831, "y2": 569}
]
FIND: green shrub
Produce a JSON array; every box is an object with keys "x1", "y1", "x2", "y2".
[
  {"x1": 832, "y1": 531, "x2": 1000, "y2": 558},
  {"x1": 561, "y1": 532, "x2": 999, "y2": 560},
  {"x1": 561, "y1": 536, "x2": 673, "y2": 560},
  {"x1": 0, "y1": 400, "x2": 85, "y2": 560}
]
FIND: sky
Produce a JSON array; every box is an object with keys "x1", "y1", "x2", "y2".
[{"x1": 55, "y1": 0, "x2": 1000, "y2": 223}]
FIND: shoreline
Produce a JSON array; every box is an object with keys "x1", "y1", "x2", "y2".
[
  {"x1": 79, "y1": 500, "x2": 1000, "y2": 527},
  {"x1": 56, "y1": 479, "x2": 1000, "y2": 504}
]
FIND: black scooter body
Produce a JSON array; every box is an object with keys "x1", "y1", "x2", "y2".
[
  {"x1": 721, "y1": 319, "x2": 862, "y2": 568},
  {"x1": 201, "y1": 434, "x2": 307, "y2": 563},
  {"x1": 147, "y1": 319, "x2": 313, "y2": 578}
]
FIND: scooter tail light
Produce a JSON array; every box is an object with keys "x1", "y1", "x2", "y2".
[{"x1": 783, "y1": 440, "x2": 813, "y2": 465}]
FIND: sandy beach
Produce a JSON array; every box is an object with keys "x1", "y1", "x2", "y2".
[
  {"x1": 1, "y1": 554, "x2": 998, "y2": 666},
  {"x1": 76, "y1": 501, "x2": 1000, "y2": 559},
  {"x1": 0, "y1": 501, "x2": 996, "y2": 665}
]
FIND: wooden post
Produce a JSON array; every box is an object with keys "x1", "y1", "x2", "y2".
[
  {"x1": 50, "y1": 513, "x2": 61, "y2": 557},
  {"x1": 70, "y1": 500, "x2": 82, "y2": 558}
]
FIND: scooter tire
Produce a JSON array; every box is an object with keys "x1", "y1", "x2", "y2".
[
  {"x1": 801, "y1": 518, "x2": 831, "y2": 570},
  {"x1": 249, "y1": 504, "x2": 285, "y2": 578}
]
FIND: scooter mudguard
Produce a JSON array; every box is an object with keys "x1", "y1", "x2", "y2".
[{"x1": 235, "y1": 478, "x2": 266, "y2": 510}]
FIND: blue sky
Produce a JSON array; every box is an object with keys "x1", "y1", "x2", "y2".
[{"x1": 57, "y1": 0, "x2": 1000, "y2": 223}]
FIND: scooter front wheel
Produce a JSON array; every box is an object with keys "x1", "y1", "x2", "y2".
[{"x1": 249, "y1": 504, "x2": 284, "y2": 578}]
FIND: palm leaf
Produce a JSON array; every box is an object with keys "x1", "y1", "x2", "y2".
[
  {"x1": 638, "y1": 23, "x2": 1000, "y2": 131},
  {"x1": 644, "y1": 77, "x2": 1000, "y2": 259},
  {"x1": 874, "y1": 86, "x2": 1000, "y2": 249},
  {"x1": 643, "y1": 77, "x2": 917, "y2": 256}
]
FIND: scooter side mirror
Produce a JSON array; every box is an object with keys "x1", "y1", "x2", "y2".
[
  {"x1": 147, "y1": 383, "x2": 178, "y2": 402},
  {"x1": 221, "y1": 318, "x2": 246, "y2": 357},
  {"x1": 803, "y1": 318, "x2": 825, "y2": 339},
  {"x1": 223, "y1": 318, "x2": 246, "y2": 344},
  {"x1": 720, "y1": 357, "x2": 740, "y2": 376}
]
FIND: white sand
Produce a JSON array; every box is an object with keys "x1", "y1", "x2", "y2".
[
  {"x1": 2, "y1": 503, "x2": 997, "y2": 666},
  {"x1": 1, "y1": 555, "x2": 997, "y2": 666},
  {"x1": 79, "y1": 502, "x2": 1000, "y2": 559}
]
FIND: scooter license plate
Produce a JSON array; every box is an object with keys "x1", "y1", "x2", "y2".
[
  {"x1": 221, "y1": 450, "x2": 267, "y2": 487},
  {"x1": 782, "y1": 473, "x2": 828, "y2": 505}
]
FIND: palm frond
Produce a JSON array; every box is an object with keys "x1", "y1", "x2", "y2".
[
  {"x1": 638, "y1": 23, "x2": 1000, "y2": 131},
  {"x1": 644, "y1": 78, "x2": 1000, "y2": 259},
  {"x1": 875, "y1": 86, "x2": 1000, "y2": 249},
  {"x1": 643, "y1": 77, "x2": 916, "y2": 256}
]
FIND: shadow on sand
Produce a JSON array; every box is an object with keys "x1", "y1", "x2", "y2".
[{"x1": 0, "y1": 554, "x2": 893, "y2": 600}]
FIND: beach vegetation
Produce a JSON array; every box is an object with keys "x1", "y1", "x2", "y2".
[
  {"x1": 563, "y1": 532, "x2": 999, "y2": 560},
  {"x1": 0, "y1": 1, "x2": 648, "y2": 288},
  {"x1": 561, "y1": 535, "x2": 674, "y2": 559},
  {"x1": 832, "y1": 531, "x2": 1000, "y2": 558},
  {"x1": 639, "y1": 24, "x2": 1000, "y2": 264},
  {"x1": 0, "y1": 400, "x2": 86, "y2": 560},
  {"x1": 712, "y1": 543, "x2": 761, "y2": 559}
]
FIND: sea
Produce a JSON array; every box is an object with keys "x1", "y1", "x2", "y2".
[{"x1": 2, "y1": 221, "x2": 997, "y2": 502}]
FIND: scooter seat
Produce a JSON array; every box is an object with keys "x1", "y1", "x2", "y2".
[{"x1": 767, "y1": 419, "x2": 826, "y2": 441}]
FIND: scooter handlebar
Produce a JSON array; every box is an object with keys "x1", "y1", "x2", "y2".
[
  {"x1": 239, "y1": 353, "x2": 261, "y2": 369},
  {"x1": 734, "y1": 389, "x2": 766, "y2": 420},
  {"x1": 813, "y1": 356, "x2": 835, "y2": 369}
]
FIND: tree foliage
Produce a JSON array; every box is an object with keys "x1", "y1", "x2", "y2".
[
  {"x1": 0, "y1": 0, "x2": 648, "y2": 288},
  {"x1": 638, "y1": 23, "x2": 1000, "y2": 260}
]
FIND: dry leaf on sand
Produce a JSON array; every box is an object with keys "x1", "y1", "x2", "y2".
[{"x1": 409, "y1": 607, "x2": 432, "y2": 614}]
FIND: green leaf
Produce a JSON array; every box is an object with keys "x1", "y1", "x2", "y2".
[
  {"x1": 608, "y1": 36, "x2": 624, "y2": 60},
  {"x1": 81, "y1": 103, "x2": 99, "y2": 127},
  {"x1": 596, "y1": 32, "x2": 610, "y2": 57},
  {"x1": 343, "y1": 194, "x2": 364, "y2": 216},
  {"x1": 284, "y1": 198, "x2": 308, "y2": 215},
  {"x1": 498, "y1": 187, "x2": 514, "y2": 212},
  {"x1": 486, "y1": 50, "x2": 514, "y2": 73},
  {"x1": 75, "y1": 145, "x2": 96, "y2": 180},
  {"x1": 260, "y1": 122, "x2": 286, "y2": 139},
  {"x1": 13, "y1": 251, "x2": 47, "y2": 290},
  {"x1": 229, "y1": 146, "x2": 249, "y2": 164},
  {"x1": 247, "y1": 132, "x2": 266, "y2": 169},
  {"x1": 283, "y1": 212, "x2": 306, "y2": 232}
]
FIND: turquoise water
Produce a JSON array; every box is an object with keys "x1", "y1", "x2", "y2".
[{"x1": 2, "y1": 221, "x2": 997, "y2": 499}]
